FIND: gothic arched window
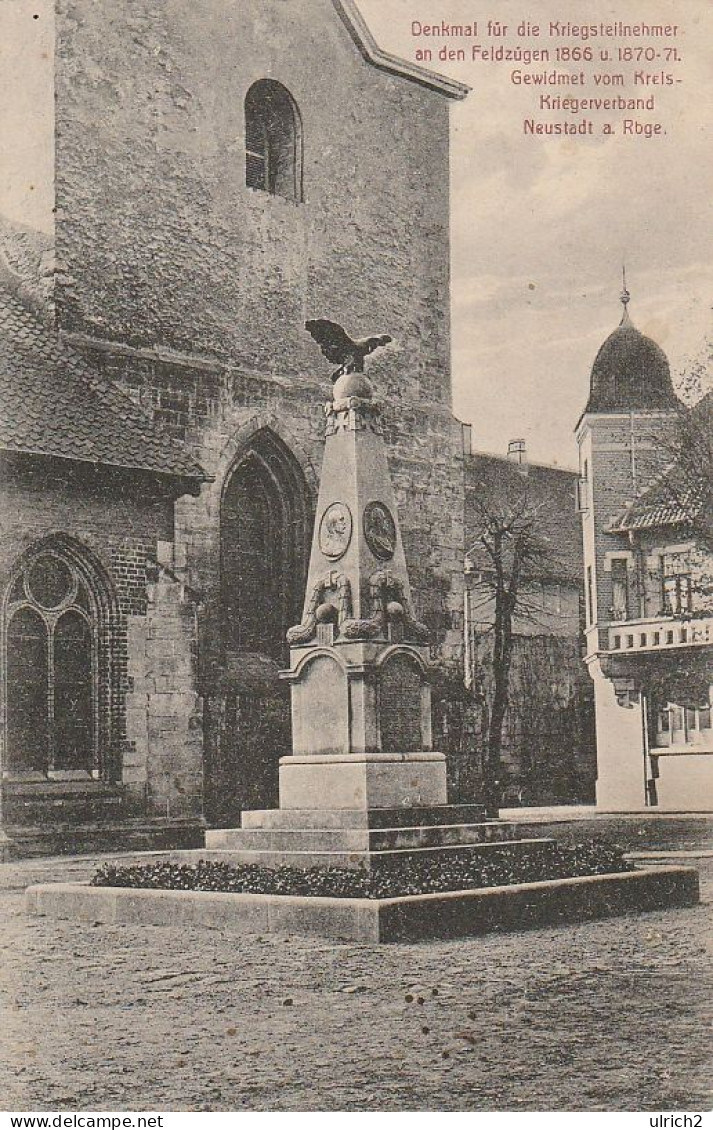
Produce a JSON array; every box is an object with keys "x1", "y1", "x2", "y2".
[
  {"x1": 245, "y1": 80, "x2": 303, "y2": 202},
  {"x1": 4, "y1": 547, "x2": 101, "y2": 776},
  {"x1": 221, "y1": 430, "x2": 310, "y2": 663}
]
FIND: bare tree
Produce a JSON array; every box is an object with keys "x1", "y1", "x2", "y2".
[
  {"x1": 672, "y1": 400, "x2": 713, "y2": 552},
  {"x1": 668, "y1": 340, "x2": 713, "y2": 547},
  {"x1": 466, "y1": 474, "x2": 561, "y2": 815}
]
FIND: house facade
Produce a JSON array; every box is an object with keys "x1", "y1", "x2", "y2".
[{"x1": 576, "y1": 294, "x2": 713, "y2": 811}]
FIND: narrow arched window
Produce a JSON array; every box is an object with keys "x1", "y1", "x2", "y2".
[
  {"x1": 245, "y1": 80, "x2": 302, "y2": 201},
  {"x1": 221, "y1": 430, "x2": 310, "y2": 662},
  {"x1": 54, "y1": 610, "x2": 93, "y2": 770},
  {"x1": 4, "y1": 550, "x2": 97, "y2": 776},
  {"x1": 6, "y1": 607, "x2": 49, "y2": 774}
]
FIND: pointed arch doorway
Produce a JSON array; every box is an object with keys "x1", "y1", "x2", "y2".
[{"x1": 211, "y1": 429, "x2": 311, "y2": 824}]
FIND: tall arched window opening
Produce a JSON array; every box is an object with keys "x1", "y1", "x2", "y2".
[
  {"x1": 245, "y1": 79, "x2": 303, "y2": 202},
  {"x1": 3, "y1": 544, "x2": 112, "y2": 778},
  {"x1": 221, "y1": 430, "x2": 310, "y2": 664}
]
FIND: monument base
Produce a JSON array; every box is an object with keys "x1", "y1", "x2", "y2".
[
  {"x1": 203, "y1": 752, "x2": 513, "y2": 870},
  {"x1": 278, "y1": 751, "x2": 447, "y2": 811},
  {"x1": 26, "y1": 866, "x2": 700, "y2": 943}
]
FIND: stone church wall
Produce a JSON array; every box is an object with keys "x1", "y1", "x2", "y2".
[
  {"x1": 53, "y1": 0, "x2": 465, "y2": 659},
  {"x1": 54, "y1": 0, "x2": 452, "y2": 398}
]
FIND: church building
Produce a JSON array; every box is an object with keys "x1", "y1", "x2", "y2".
[{"x1": 0, "y1": 0, "x2": 472, "y2": 851}]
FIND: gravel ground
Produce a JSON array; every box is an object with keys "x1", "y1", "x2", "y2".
[{"x1": 0, "y1": 852, "x2": 711, "y2": 1112}]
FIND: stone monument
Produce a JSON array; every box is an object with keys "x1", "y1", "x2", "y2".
[
  {"x1": 205, "y1": 366, "x2": 500, "y2": 867},
  {"x1": 280, "y1": 367, "x2": 446, "y2": 812}
]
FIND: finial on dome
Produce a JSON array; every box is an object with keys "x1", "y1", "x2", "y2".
[{"x1": 619, "y1": 264, "x2": 631, "y2": 325}]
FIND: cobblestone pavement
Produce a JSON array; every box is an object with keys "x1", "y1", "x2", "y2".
[{"x1": 1, "y1": 853, "x2": 711, "y2": 1112}]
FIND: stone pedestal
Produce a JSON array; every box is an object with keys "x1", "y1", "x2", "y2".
[{"x1": 278, "y1": 752, "x2": 447, "y2": 811}]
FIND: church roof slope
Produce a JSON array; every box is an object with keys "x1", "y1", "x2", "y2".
[
  {"x1": 333, "y1": 0, "x2": 470, "y2": 99},
  {"x1": 0, "y1": 285, "x2": 208, "y2": 483}
]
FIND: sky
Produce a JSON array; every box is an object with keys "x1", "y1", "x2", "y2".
[
  {"x1": 360, "y1": 0, "x2": 713, "y2": 467},
  {"x1": 1, "y1": 0, "x2": 711, "y2": 469},
  {"x1": 0, "y1": 2, "x2": 53, "y2": 233}
]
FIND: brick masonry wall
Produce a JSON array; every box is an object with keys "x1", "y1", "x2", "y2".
[
  {"x1": 585, "y1": 411, "x2": 679, "y2": 639},
  {"x1": 0, "y1": 460, "x2": 203, "y2": 821}
]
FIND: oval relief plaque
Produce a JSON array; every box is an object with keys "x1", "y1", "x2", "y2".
[
  {"x1": 363, "y1": 501, "x2": 397, "y2": 561},
  {"x1": 319, "y1": 502, "x2": 353, "y2": 561}
]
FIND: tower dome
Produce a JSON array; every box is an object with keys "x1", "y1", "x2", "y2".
[{"x1": 585, "y1": 290, "x2": 679, "y2": 414}]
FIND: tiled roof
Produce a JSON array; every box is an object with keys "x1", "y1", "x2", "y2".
[
  {"x1": 610, "y1": 463, "x2": 703, "y2": 533},
  {"x1": 0, "y1": 284, "x2": 208, "y2": 483},
  {"x1": 465, "y1": 453, "x2": 582, "y2": 584},
  {"x1": 610, "y1": 393, "x2": 711, "y2": 533}
]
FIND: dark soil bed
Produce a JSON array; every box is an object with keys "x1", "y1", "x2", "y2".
[{"x1": 91, "y1": 840, "x2": 634, "y2": 900}]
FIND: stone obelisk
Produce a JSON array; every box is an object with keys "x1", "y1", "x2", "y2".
[
  {"x1": 203, "y1": 368, "x2": 493, "y2": 867},
  {"x1": 278, "y1": 368, "x2": 447, "y2": 811}
]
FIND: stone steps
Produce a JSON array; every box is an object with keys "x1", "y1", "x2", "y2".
[
  {"x1": 2, "y1": 781, "x2": 124, "y2": 825},
  {"x1": 205, "y1": 820, "x2": 517, "y2": 853},
  {"x1": 239, "y1": 803, "x2": 487, "y2": 830},
  {"x1": 3, "y1": 818, "x2": 205, "y2": 860},
  {"x1": 203, "y1": 802, "x2": 539, "y2": 871},
  {"x1": 187, "y1": 837, "x2": 557, "y2": 872}
]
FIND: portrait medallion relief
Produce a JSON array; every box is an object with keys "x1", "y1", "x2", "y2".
[
  {"x1": 318, "y1": 502, "x2": 353, "y2": 561},
  {"x1": 363, "y1": 501, "x2": 397, "y2": 561}
]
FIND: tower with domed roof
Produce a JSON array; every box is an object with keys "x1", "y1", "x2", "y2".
[
  {"x1": 584, "y1": 286, "x2": 679, "y2": 415},
  {"x1": 575, "y1": 283, "x2": 685, "y2": 810}
]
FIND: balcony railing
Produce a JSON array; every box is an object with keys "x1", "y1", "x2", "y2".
[{"x1": 607, "y1": 614, "x2": 713, "y2": 654}]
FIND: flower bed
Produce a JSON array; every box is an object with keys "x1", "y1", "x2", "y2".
[{"x1": 91, "y1": 840, "x2": 633, "y2": 900}]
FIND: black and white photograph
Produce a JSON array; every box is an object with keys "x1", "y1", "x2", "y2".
[{"x1": 0, "y1": 0, "x2": 711, "y2": 1117}]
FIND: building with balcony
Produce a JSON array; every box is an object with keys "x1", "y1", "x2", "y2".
[{"x1": 576, "y1": 289, "x2": 713, "y2": 810}]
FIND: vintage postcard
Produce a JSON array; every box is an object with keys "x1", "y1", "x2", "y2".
[{"x1": 0, "y1": 0, "x2": 710, "y2": 1118}]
